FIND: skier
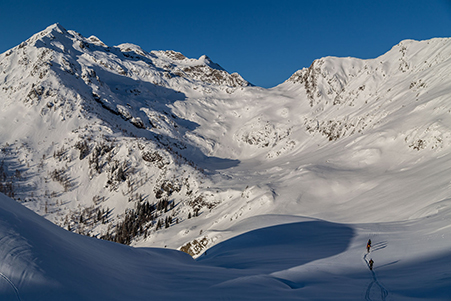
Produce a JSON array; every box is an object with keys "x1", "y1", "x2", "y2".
[
  {"x1": 369, "y1": 259, "x2": 374, "y2": 270},
  {"x1": 366, "y1": 239, "x2": 372, "y2": 253}
]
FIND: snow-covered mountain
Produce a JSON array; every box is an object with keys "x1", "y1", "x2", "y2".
[
  {"x1": 0, "y1": 23, "x2": 451, "y2": 299},
  {"x1": 0, "y1": 23, "x2": 250, "y2": 248}
]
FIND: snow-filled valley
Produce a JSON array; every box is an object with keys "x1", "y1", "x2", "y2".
[{"x1": 0, "y1": 23, "x2": 450, "y2": 300}]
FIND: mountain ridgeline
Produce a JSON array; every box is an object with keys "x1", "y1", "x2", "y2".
[{"x1": 1, "y1": 23, "x2": 451, "y2": 256}]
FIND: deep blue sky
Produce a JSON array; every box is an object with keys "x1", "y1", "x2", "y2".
[{"x1": 1, "y1": 0, "x2": 450, "y2": 87}]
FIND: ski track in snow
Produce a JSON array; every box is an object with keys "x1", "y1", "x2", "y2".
[
  {"x1": 0, "y1": 271, "x2": 22, "y2": 301},
  {"x1": 364, "y1": 245, "x2": 389, "y2": 301}
]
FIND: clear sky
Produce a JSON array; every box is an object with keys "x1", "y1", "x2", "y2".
[{"x1": 1, "y1": 0, "x2": 450, "y2": 87}]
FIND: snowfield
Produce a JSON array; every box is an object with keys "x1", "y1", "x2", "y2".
[{"x1": 0, "y1": 24, "x2": 450, "y2": 299}]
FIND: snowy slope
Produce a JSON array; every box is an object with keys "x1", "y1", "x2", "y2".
[
  {"x1": 0, "y1": 191, "x2": 449, "y2": 300},
  {"x1": 0, "y1": 24, "x2": 451, "y2": 299}
]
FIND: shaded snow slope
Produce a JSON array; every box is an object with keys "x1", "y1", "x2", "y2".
[{"x1": 0, "y1": 192, "x2": 449, "y2": 300}]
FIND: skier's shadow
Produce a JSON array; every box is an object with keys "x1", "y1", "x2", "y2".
[{"x1": 371, "y1": 241, "x2": 387, "y2": 252}]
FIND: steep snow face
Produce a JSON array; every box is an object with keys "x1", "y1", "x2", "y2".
[{"x1": 1, "y1": 23, "x2": 451, "y2": 265}]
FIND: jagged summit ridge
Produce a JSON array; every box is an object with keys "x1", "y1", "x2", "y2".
[{"x1": 1, "y1": 23, "x2": 249, "y2": 90}]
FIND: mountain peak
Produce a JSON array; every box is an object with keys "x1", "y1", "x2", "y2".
[
  {"x1": 45, "y1": 23, "x2": 68, "y2": 34},
  {"x1": 87, "y1": 35, "x2": 107, "y2": 47},
  {"x1": 198, "y1": 54, "x2": 225, "y2": 71},
  {"x1": 117, "y1": 43, "x2": 147, "y2": 56}
]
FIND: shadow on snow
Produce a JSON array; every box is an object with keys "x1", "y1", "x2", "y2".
[{"x1": 197, "y1": 220, "x2": 354, "y2": 274}]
